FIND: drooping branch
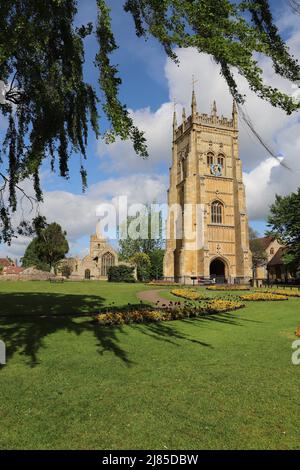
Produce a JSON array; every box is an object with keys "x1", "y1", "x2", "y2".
[{"x1": 0, "y1": 0, "x2": 300, "y2": 244}]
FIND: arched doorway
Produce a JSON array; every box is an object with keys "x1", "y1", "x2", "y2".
[
  {"x1": 84, "y1": 269, "x2": 91, "y2": 280},
  {"x1": 210, "y1": 258, "x2": 226, "y2": 283}
]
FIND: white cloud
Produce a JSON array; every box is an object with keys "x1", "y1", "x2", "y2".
[
  {"x1": 98, "y1": 102, "x2": 174, "y2": 174},
  {"x1": 244, "y1": 158, "x2": 281, "y2": 220},
  {"x1": 0, "y1": 174, "x2": 167, "y2": 260}
]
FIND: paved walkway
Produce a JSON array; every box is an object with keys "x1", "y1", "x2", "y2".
[{"x1": 137, "y1": 289, "x2": 182, "y2": 308}]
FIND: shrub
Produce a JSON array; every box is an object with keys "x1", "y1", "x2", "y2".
[
  {"x1": 107, "y1": 265, "x2": 135, "y2": 283},
  {"x1": 240, "y1": 293, "x2": 288, "y2": 301}
]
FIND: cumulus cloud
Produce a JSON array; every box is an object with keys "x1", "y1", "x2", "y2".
[
  {"x1": 98, "y1": 102, "x2": 174, "y2": 174},
  {"x1": 0, "y1": 174, "x2": 167, "y2": 260}
]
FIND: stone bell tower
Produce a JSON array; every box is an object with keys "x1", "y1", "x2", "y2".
[{"x1": 163, "y1": 90, "x2": 252, "y2": 284}]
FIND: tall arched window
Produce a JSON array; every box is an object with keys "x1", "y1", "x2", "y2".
[
  {"x1": 211, "y1": 201, "x2": 223, "y2": 224},
  {"x1": 217, "y1": 154, "x2": 224, "y2": 167},
  {"x1": 101, "y1": 252, "x2": 115, "y2": 276},
  {"x1": 207, "y1": 152, "x2": 214, "y2": 166}
]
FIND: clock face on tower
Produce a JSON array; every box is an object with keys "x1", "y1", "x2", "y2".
[{"x1": 210, "y1": 163, "x2": 222, "y2": 177}]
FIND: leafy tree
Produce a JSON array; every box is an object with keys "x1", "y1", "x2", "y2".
[
  {"x1": 57, "y1": 259, "x2": 75, "y2": 278},
  {"x1": 119, "y1": 205, "x2": 165, "y2": 280},
  {"x1": 130, "y1": 252, "x2": 151, "y2": 281},
  {"x1": 267, "y1": 189, "x2": 300, "y2": 267},
  {"x1": 22, "y1": 222, "x2": 69, "y2": 271},
  {"x1": 1, "y1": 1, "x2": 300, "y2": 243},
  {"x1": 21, "y1": 238, "x2": 51, "y2": 271},
  {"x1": 119, "y1": 204, "x2": 164, "y2": 260},
  {"x1": 249, "y1": 226, "x2": 268, "y2": 281},
  {"x1": 249, "y1": 239, "x2": 268, "y2": 269},
  {"x1": 149, "y1": 249, "x2": 164, "y2": 280}
]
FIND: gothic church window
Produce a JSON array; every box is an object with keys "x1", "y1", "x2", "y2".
[
  {"x1": 207, "y1": 152, "x2": 214, "y2": 166},
  {"x1": 211, "y1": 201, "x2": 223, "y2": 224},
  {"x1": 101, "y1": 252, "x2": 115, "y2": 276},
  {"x1": 217, "y1": 154, "x2": 224, "y2": 167}
]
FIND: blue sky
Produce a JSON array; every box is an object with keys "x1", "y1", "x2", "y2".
[{"x1": 1, "y1": 0, "x2": 300, "y2": 260}]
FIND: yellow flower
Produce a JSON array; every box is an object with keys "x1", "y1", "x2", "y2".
[
  {"x1": 256, "y1": 289, "x2": 300, "y2": 298},
  {"x1": 240, "y1": 293, "x2": 288, "y2": 301},
  {"x1": 171, "y1": 288, "x2": 208, "y2": 301}
]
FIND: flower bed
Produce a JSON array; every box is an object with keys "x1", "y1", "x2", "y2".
[
  {"x1": 171, "y1": 288, "x2": 209, "y2": 301},
  {"x1": 93, "y1": 299, "x2": 245, "y2": 326},
  {"x1": 203, "y1": 299, "x2": 245, "y2": 313},
  {"x1": 257, "y1": 289, "x2": 300, "y2": 298},
  {"x1": 240, "y1": 292, "x2": 288, "y2": 301},
  {"x1": 207, "y1": 285, "x2": 250, "y2": 291}
]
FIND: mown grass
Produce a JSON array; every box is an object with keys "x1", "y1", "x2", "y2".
[{"x1": 0, "y1": 281, "x2": 299, "y2": 449}]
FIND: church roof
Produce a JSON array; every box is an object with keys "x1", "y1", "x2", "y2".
[
  {"x1": 253, "y1": 236, "x2": 275, "y2": 250},
  {"x1": 0, "y1": 258, "x2": 14, "y2": 267},
  {"x1": 267, "y1": 247, "x2": 289, "y2": 267}
]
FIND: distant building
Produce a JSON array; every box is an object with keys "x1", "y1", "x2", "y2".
[
  {"x1": 253, "y1": 236, "x2": 298, "y2": 283},
  {"x1": 58, "y1": 233, "x2": 135, "y2": 281},
  {"x1": 0, "y1": 258, "x2": 14, "y2": 268},
  {"x1": 2, "y1": 266, "x2": 24, "y2": 276}
]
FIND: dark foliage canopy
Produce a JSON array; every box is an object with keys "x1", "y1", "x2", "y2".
[
  {"x1": 267, "y1": 189, "x2": 300, "y2": 267},
  {"x1": 22, "y1": 221, "x2": 69, "y2": 270}
]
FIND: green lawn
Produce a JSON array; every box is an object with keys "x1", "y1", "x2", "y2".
[{"x1": 0, "y1": 281, "x2": 299, "y2": 449}]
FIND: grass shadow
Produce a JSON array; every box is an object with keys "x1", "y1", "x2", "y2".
[
  {"x1": 0, "y1": 291, "x2": 136, "y2": 367},
  {"x1": 0, "y1": 292, "x2": 258, "y2": 368},
  {"x1": 130, "y1": 321, "x2": 213, "y2": 348}
]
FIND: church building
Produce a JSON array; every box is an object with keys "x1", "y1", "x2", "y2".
[
  {"x1": 58, "y1": 232, "x2": 118, "y2": 280},
  {"x1": 163, "y1": 90, "x2": 252, "y2": 284}
]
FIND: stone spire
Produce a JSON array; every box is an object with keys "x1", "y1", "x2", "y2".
[
  {"x1": 182, "y1": 107, "x2": 187, "y2": 131},
  {"x1": 191, "y1": 89, "x2": 197, "y2": 118},
  {"x1": 173, "y1": 109, "x2": 177, "y2": 128},
  {"x1": 212, "y1": 100, "x2": 217, "y2": 116},
  {"x1": 232, "y1": 99, "x2": 238, "y2": 128},
  {"x1": 191, "y1": 74, "x2": 198, "y2": 119},
  {"x1": 173, "y1": 109, "x2": 177, "y2": 140}
]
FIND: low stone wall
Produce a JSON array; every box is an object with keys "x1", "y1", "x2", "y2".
[{"x1": 0, "y1": 268, "x2": 56, "y2": 281}]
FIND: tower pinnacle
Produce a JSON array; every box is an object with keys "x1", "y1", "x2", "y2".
[
  {"x1": 173, "y1": 109, "x2": 177, "y2": 128},
  {"x1": 191, "y1": 74, "x2": 198, "y2": 118},
  {"x1": 212, "y1": 100, "x2": 217, "y2": 116},
  {"x1": 232, "y1": 99, "x2": 238, "y2": 128}
]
